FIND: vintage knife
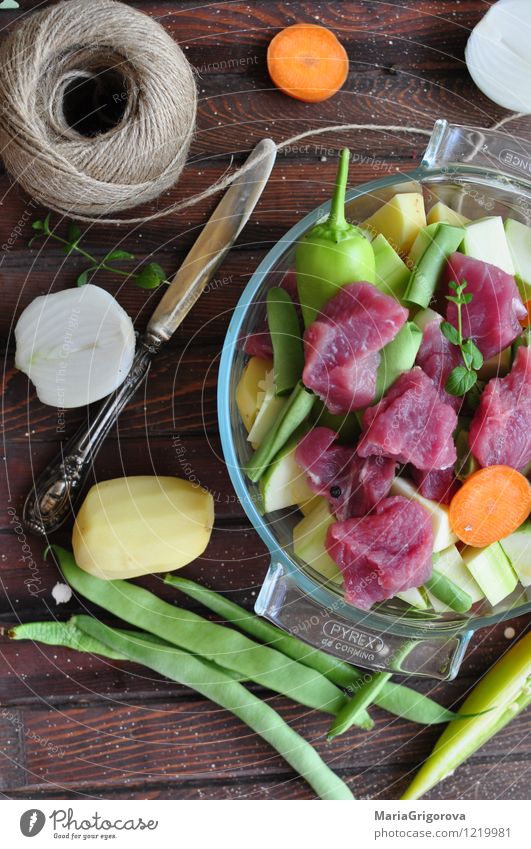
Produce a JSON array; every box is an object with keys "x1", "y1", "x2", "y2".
[{"x1": 23, "y1": 138, "x2": 277, "y2": 535}]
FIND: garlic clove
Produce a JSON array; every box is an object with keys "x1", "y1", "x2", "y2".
[{"x1": 15, "y1": 284, "x2": 136, "y2": 408}]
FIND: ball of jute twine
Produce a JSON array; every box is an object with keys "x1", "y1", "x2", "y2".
[
  {"x1": 0, "y1": 0, "x2": 197, "y2": 218},
  {"x1": 0, "y1": 0, "x2": 524, "y2": 225}
]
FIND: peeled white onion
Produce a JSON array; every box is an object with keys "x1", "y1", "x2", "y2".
[
  {"x1": 15, "y1": 285, "x2": 136, "y2": 408},
  {"x1": 466, "y1": 0, "x2": 531, "y2": 113}
]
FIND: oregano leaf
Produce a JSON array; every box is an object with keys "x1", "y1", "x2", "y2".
[
  {"x1": 445, "y1": 366, "x2": 477, "y2": 397},
  {"x1": 67, "y1": 223, "x2": 81, "y2": 244},
  {"x1": 135, "y1": 262, "x2": 167, "y2": 289},
  {"x1": 440, "y1": 321, "x2": 460, "y2": 346},
  {"x1": 106, "y1": 249, "x2": 135, "y2": 262},
  {"x1": 462, "y1": 339, "x2": 483, "y2": 369}
]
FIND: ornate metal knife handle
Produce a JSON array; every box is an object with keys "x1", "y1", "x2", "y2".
[{"x1": 22, "y1": 334, "x2": 160, "y2": 536}]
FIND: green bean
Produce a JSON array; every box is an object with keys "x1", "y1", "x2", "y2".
[
  {"x1": 74, "y1": 615, "x2": 354, "y2": 801},
  {"x1": 424, "y1": 570, "x2": 473, "y2": 613},
  {"x1": 375, "y1": 682, "x2": 466, "y2": 725},
  {"x1": 9, "y1": 620, "x2": 127, "y2": 659},
  {"x1": 267, "y1": 287, "x2": 304, "y2": 396},
  {"x1": 328, "y1": 672, "x2": 392, "y2": 740},
  {"x1": 9, "y1": 620, "x2": 248, "y2": 682},
  {"x1": 245, "y1": 380, "x2": 315, "y2": 482},
  {"x1": 164, "y1": 575, "x2": 362, "y2": 685},
  {"x1": 165, "y1": 575, "x2": 373, "y2": 729},
  {"x1": 53, "y1": 546, "x2": 345, "y2": 715},
  {"x1": 165, "y1": 574, "x2": 466, "y2": 726}
]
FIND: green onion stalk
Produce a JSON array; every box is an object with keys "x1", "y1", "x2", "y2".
[{"x1": 402, "y1": 631, "x2": 531, "y2": 799}]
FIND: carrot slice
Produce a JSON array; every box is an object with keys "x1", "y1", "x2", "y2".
[
  {"x1": 520, "y1": 298, "x2": 531, "y2": 327},
  {"x1": 267, "y1": 24, "x2": 349, "y2": 103},
  {"x1": 449, "y1": 465, "x2": 531, "y2": 547}
]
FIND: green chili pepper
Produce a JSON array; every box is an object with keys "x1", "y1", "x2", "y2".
[
  {"x1": 328, "y1": 672, "x2": 392, "y2": 740},
  {"x1": 52, "y1": 546, "x2": 345, "y2": 715},
  {"x1": 295, "y1": 148, "x2": 375, "y2": 327},
  {"x1": 165, "y1": 575, "x2": 469, "y2": 727},
  {"x1": 245, "y1": 380, "x2": 315, "y2": 482},
  {"x1": 267, "y1": 287, "x2": 304, "y2": 396},
  {"x1": 73, "y1": 615, "x2": 354, "y2": 801},
  {"x1": 402, "y1": 631, "x2": 531, "y2": 800}
]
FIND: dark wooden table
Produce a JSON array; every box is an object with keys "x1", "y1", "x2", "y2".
[{"x1": 1, "y1": 0, "x2": 530, "y2": 801}]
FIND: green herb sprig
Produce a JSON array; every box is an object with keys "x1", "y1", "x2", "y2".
[
  {"x1": 29, "y1": 214, "x2": 167, "y2": 290},
  {"x1": 441, "y1": 279, "x2": 483, "y2": 396}
]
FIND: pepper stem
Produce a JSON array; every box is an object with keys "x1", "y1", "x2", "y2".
[{"x1": 328, "y1": 148, "x2": 350, "y2": 229}]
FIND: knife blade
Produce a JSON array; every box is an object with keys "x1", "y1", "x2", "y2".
[{"x1": 22, "y1": 138, "x2": 277, "y2": 535}]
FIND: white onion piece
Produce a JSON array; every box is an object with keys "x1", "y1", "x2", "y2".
[
  {"x1": 465, "y1": 0, "x2": 531, "y2": 113},
  {"x1": 15, "y1": 285, "x2": 136, "y2": 408}
]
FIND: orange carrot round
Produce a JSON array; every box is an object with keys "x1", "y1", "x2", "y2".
[
  {"x1": 267, "y1": 24, "x2": 349, "y2": 103},
  {"x1": 520, "y1": 299, "x2": 531, "y2": 327},
  {"x1": 449, "y1": 465, "x2": 531, "y2": 547}
]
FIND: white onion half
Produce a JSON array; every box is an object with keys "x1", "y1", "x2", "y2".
[
  {"x1": 465, "y1": 0, "x2": 531, "y2": 113},
  {"x1": 15, "y1": 285, "x2": 136, "y2": 408}
]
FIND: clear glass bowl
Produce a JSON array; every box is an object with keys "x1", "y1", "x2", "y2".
[{"x1": 218, "y1": 121, "x2": 531, "y2": 680}]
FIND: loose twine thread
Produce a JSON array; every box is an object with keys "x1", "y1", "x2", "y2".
[{"x1": 0, "y1": 0, "x2": 526, "y2": 225}]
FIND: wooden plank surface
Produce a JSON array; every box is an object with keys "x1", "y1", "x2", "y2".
[{"x1": 1, "y1": 0, "x2": 530, "y2": 801}]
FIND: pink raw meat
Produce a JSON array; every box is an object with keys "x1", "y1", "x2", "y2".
[
  {"x1": 469, "y1": 346, "x2": 531, "y2": 469},
  {"x1": 244, "y1": 331, "x2": 273, "y2": 358},
  {"x1": 444, "y1": 253, "x2": 526, "y2": 360},
  {"x1": 302, "y1": 282, "x2": 407, "y2": 413},
  {"x1": 357, "y1": 367, "x2": 458, "y2": 470},
  {"x1": 295, "y1": 427, "x2": 395, "y2": 519},
  {"x1": 410, "y1": 466, "x2": 460, "y2": 505},
  {"x1": 326, "y1": 496, "x2": 434, "y2": 609},
  {"x1": 415, "y1": 312, "x2": 462, "y2": 411}
]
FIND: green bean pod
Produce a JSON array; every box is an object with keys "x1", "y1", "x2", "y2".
[
  {"x1": 9, "y1": 620, "x2": 248, "y2": 682},
  {"x1": 424, "y1": 570, "x2": 473, "y2": 613},
  {"x1": 74, "y1": 615, "x2": 354, "y2": 801},
  {"x1": 53, "y1": 546, "x2": 345, "y2": 715},
  {"x1": 402, "y1": 631, "x2": 531, "y2": 799},
  {"x1": 267, "y1": 287, "x2": 304, "y2": 396},
  {"x1": 245, "y1": 380, "x2": 315, "y2": 482},
  {"x1": 165, "y1": 573, "x2": 372, "y2": 729},
  {"x1": 9, "y1": 619, "x2": 127, "y2": 660},
  {"x1": 165, "y1": 575, "x2": 467, "y2": 726},
  {"x1": 327, "y1": 672, "x2": 392, "y2": 740}
]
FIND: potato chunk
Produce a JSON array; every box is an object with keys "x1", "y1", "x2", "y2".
[
  {"x1": 72, "y1": 476, "x2": 214, "y2": 579},
  {"x1": 236, "y1": 356, "x2": 273, "y2": 432},
  {"x1": 364, "y1": 192, "x2": 426, "y2": 254}
]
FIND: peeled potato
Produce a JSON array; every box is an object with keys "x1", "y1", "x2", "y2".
[
  {"x1": 236, "y1": 356, "x2": 273, "y2": 432},
  {"x1": 72, "y1": 476, "x2": 214, "y2": 579},
  {"x1": 363, "y1": 193, "x2": 427, "y2": 254}
]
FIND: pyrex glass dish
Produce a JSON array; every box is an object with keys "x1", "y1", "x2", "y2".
[{"x1": 218, "y1": 121, "x2": 531, "y2": 680}]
